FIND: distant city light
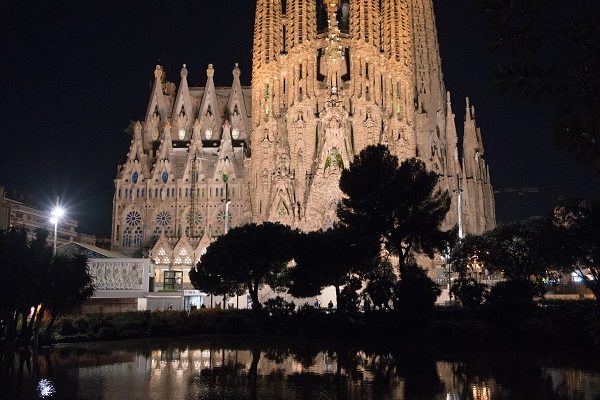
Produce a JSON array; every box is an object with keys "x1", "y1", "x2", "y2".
[{"x1": 38, "y1": 379, "x2": 56, "y2": 398}]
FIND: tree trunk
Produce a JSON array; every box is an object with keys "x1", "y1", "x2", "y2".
[
  {"x1": 33, "y1": 306, "x2": 48, "y2": 336},
  {"x1": 19, "y1": 311, "x2": 29, "y2": 340},
  {"x1": 398, "y1": 243, "x2": 413, "y2": 277},
  {"x1": 581, "y1": 270, "x2": 600, "y2": 307},
  {"x1": 249, "y1": 282, "x2": 261, "y2": 312},
  {"x1": 6, "y1": 312, "x2": 18, "y2": 341},
  {"x1": 334, "y1": 284, "x2": 341, "y2": 313}
]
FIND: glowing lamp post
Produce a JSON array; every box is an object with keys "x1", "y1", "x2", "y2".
[{"x1": 50, "y1": 203, "x2": 64, "y2": 254}]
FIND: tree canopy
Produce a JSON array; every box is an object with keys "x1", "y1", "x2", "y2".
[
  {"x1": 189, "y1": 222, "x2": 296, "y2": 312},
  {"x1": 452, "y1": 217, "x2": 561, "y2": 282},
  {"x1": 451, "y1": 216, "x2": 563, "y2": 302},
  {"x1": 338, "y1": 145, "x2": 455, "y2": 274},
  {"x1": 288, "y1": 226, "x2": 378, "y2": 308},
  {"x1": 553, "y1": 200, "x2": 600, "y2": 304},
  {"x1": 0, "y1": 228, "x2": 94, "y2": 343}
]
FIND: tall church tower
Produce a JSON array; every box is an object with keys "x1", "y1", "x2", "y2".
[
  {"x1": 111, "y1": 0, "x2": 496, "y2": 267},
  {"x1": 248, "y1": 0, "x2": 495, "y2": 234}
]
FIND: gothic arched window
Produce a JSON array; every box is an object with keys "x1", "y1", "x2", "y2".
[
  {"x1": 123, "y1": 227, "x2": 132, "y2": 247},
  {"x1": 133, "y1": 227, "x2": 143, "y2": 247}
]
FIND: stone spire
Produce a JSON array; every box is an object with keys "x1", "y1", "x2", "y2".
[
  {"x1": 172, "y1": 64, "x2": 193, "y2": 140},
  {"x1": 323, "y1": 0, "x2": 345, "y2": 91},
  {"x1": 197, "y1": 64, "x2": 221, "y2": 141},
  {"x1": 382, "y1": 0, "x2": 412, "y2": 65},
  {"x1": 253, "y1": 0, "x2": 283, "y2": 70},
  {"x1": 252, "y1": 0, "x2": 283, "y2": 126},
  {"x1": 227, "y1": 63, "x2": 250, "y2": 142},
  {"x1": 459, "y1": 97, "x2": 496, "y2": 234},
  {"x1": 145, "y1": 65, "x2": 168, "y2": 122},
  {"x1": 410, "y1": 0, "x2": 444, "y2": 114},
  {"x1": 173, "y1": 64, "x2": 192, "y2": 116},
  {"x1": 445, "y1": 92, "x2": 459, "y2": 170},
  {"x1": 350, "y1": 0, "x2": 380, "y2": 48},
  {"x1": 285, "y1": 0, "x2": 317, "y2": 51},
  {"x1": 462, "y1": 97, "x2": 480, "y2": 178},
  {"x1": 215, "y1": 120, "x2": 239, "y2": 180}
]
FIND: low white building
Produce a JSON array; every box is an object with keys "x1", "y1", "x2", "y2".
[{"x1": 58, "y1": 242, "x2": 150, "y2": 313}]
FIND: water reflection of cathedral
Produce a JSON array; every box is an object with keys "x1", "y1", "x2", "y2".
[
  {"x1": 111, "y1": 0, "x2": 496, "y2": 287},
  {"x1": 35, "y1": 345, "x2": 600, "y2": 400}
]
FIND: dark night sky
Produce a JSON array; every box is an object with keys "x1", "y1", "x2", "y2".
[{"x1": 1, "y1": 1, "x2": 599, "y2": 237}]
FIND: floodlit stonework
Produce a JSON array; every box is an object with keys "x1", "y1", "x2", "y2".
[{"x1": 112, "y1": 0, "x2": 496, "y2": 278}]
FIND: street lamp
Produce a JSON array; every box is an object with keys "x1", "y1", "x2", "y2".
[
  {"x1": 50, "y1": 202, "x2": 64, "y2": 254},
  {"x1": 453, "y1": 188, "x2": 464, "y2": 240},
  {"x1": 224, "y1": 200, "x2": 232, "y2": 234}
]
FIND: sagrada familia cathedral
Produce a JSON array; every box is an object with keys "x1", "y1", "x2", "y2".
[{"x1": 111, "y1": 0, "x2": 495, "y2": 282}]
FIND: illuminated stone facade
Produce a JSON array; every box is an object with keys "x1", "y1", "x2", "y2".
[
  {"x1": 249, "y1": 0, "x2": 495, "y2": 233},
  {"x1": 112, "y1": 0, "x2": 496, "y2": 280}
]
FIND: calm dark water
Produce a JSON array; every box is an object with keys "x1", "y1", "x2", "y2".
[{"x1": 2, "y1": 337, "x2": 600, "y2": 400}]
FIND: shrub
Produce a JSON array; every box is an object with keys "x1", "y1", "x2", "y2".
[
  {"x1": 73, "y1": 316, "x2": 90, "y2": 333},
  {"x1": 215, "y1": 314, "x2": 252, "y2": 334},
  {"x1": 95, "y1": 326, "x2": 118, "y2": 340},
  {"x1": 487, "y1": 280, "x2": 545, "y2": 307},
  {"x1": 338, "y1": 277, "x2": 362, "y2": 314},
  {"x1": 297, "y1": 303, "x2": 317, "y2": 316},
  {"x1": 393, "y1": 264, "x2": 441, "y2": 325},
  {"x1": 58, "y1": 317, "x2": 77, "y2": 336},
  {"x1": 587, "y1": 312, "x2": 600, "y2": 349},
  {"x1": 88, "y1": 315, "x2": 115, "y2": 332},
  {"x1": 450, "y1": 278, "x2": 489, "y2": 309},
  {"x1": 264, "y1": 296, "x2": 295, "y2": 316}
]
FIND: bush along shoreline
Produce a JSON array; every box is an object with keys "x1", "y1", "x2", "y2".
[{"x1": 43, "y1": 301, "x2": 600, "y2": 353}]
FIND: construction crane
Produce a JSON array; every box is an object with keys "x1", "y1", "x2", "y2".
[
  {"x1": 189, "y1": 153, "x2": 203, "y2": 238},
  {"x1": 494, "y1": 187, "x2": 539, "y2": 196}
]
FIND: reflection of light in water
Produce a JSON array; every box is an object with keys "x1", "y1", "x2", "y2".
[
  {"x1": 323, "y1": 354, "x2": 335, "y2": 373},
  {"x1": 472, "y1": 385, "x2": 491, "y2": 400},
  {"x1": 446, "y1": 392, "x2": 460, "y2": 400},
  {"x1": 38, "y1": 379, "x2": 56, "y2": 398}
]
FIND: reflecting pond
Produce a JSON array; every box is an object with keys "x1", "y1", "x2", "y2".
[{"x1": 2, "y1": 337, "x2": 600, "y2": 399}]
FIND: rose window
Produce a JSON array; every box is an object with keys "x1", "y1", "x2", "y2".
[
  {"x1": 126, "y1": 211, "x2": 142, "y2": 226},
  {"x1": 156, "y1": 211, "x2": 172, "y2": 226},
  {"x1": 187, "y1": 211, "x2": 203, "y2": 227},
  {"x1": 217, "y1": 210, "x2": 232, "y2": 225}
]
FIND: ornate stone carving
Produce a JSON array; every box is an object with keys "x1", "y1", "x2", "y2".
[{"x1": 90, "y1": 261, "x2": 144, "y2": 291}]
